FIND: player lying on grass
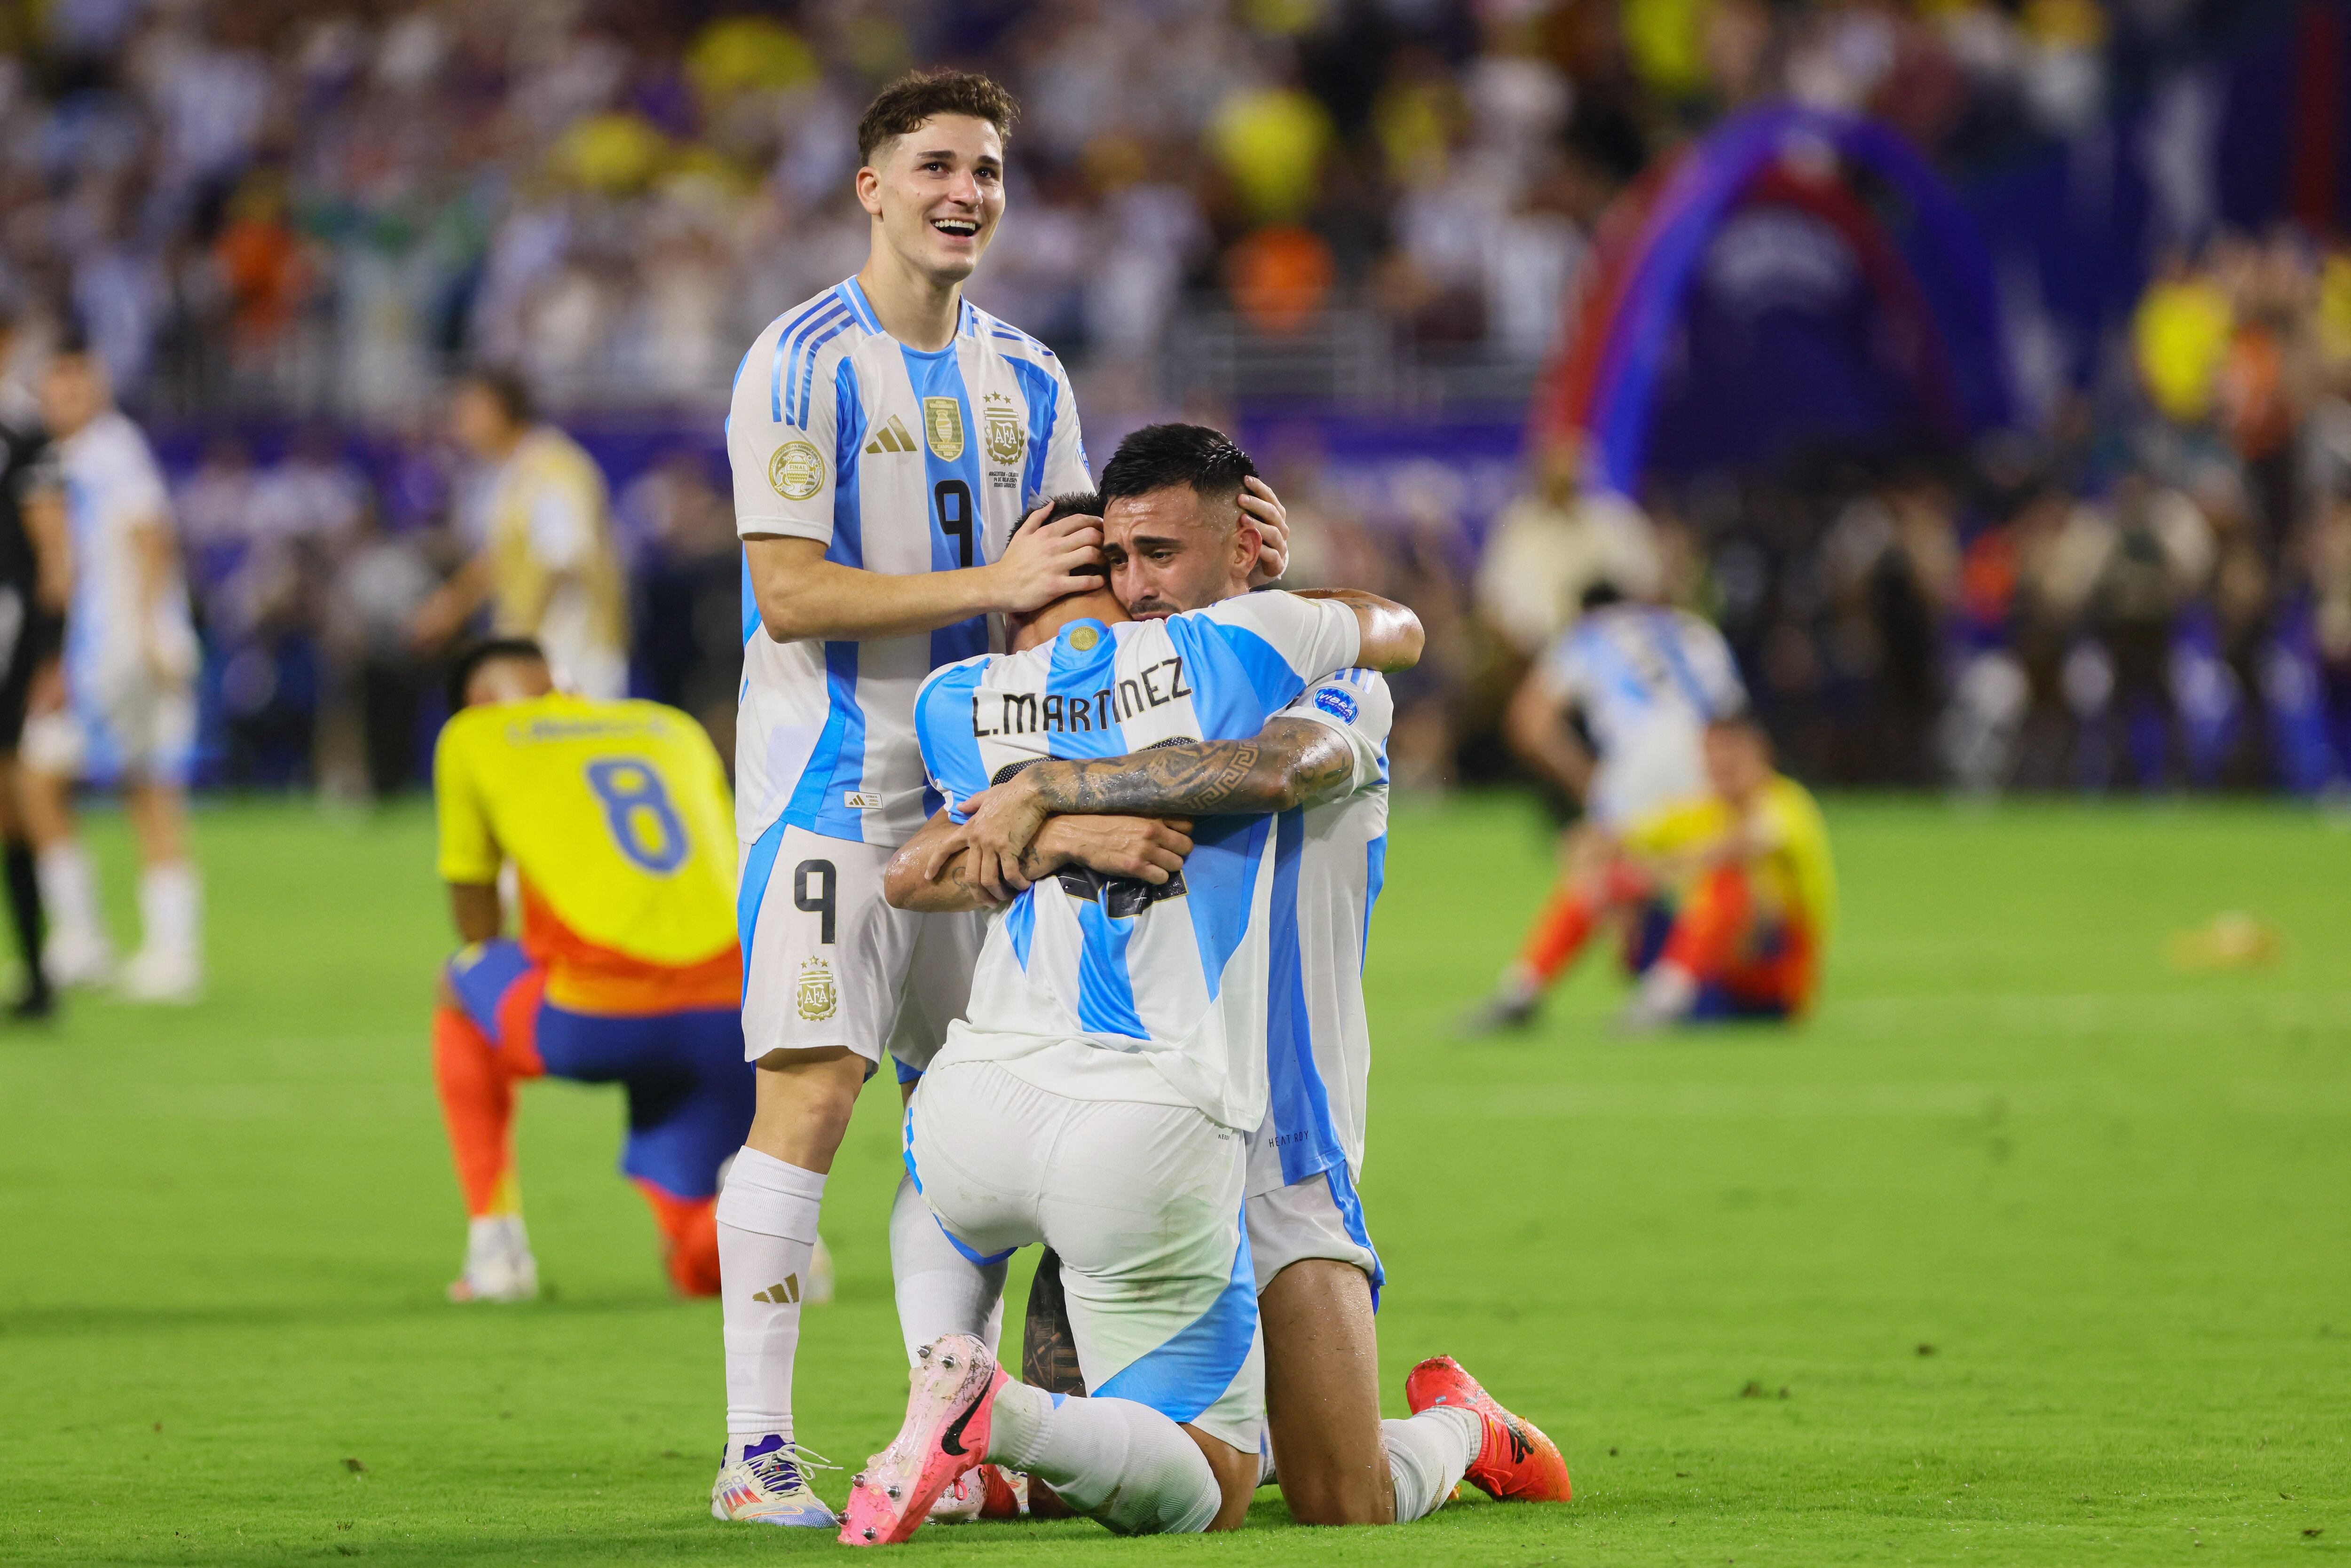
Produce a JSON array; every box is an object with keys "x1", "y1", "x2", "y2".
[
  {"x1": 1614, "y1": 714, "x2": 1835, "y2": 1032},
  {"x1": 429, "y1": 638, "x2": 753, "y2": 1302},
  {"x1": 903, "y1": 430, "x2": 1570, "y2": 1529},
  {"x1": 1469, "y1": 580, "x2": 1747, "y2": 1033},
  {"x1": 843, "y1": 504, "x2": 1421, "y2": 1544}
]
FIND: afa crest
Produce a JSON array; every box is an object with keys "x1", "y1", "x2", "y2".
[
  {"x1": 795, "y1": 957, "x2": 838, "y2": 1022},
  {"x1": 982, "y1": 391, "x2": 1026, "y2": 466},
  {"x1": 923, "y1": 397, "x2": 965, "y2": 462}
]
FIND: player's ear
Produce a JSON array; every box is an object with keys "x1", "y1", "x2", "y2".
[
  {"x1": 855, "y1": 161, "x2": 885, "y2": 219},
  {"x1": 1231, "y1": 512, "x2": 1263, "y2": 575}
]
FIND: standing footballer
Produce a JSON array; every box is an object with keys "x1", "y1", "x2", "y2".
[{"x1": 710, "y1": 69, "x2": 1288, "y2": 1529}]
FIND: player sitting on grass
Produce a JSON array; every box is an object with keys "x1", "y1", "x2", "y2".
[
  {"x1": 1615, "y1": 714, "x2": 1836, "y2": 1032},
  {"x1": 1469, "y1": 581, "x2": 1746, "y2": 1032},
  {"x1": 932, "y1": 433, "x2": 1572, "y2": 1528},
  {"x1": 846, "y1": 505, "x2": 1423, "y2": 1544},
  {"x1": 430, "y1": 638, "x2": 754, "y2": 1302}
]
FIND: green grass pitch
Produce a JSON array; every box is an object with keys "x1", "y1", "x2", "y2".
[{"x1": 2, "y1": 795, "x2": 2347, "y2": 1564}]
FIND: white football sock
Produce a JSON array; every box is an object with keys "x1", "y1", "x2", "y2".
[
  {"x1": 985, "y1": 1380, "x2": 1222, "y2": 1536},
  {"x1": 1381, "y1": 1406, "x2": 1480, "y2": 1522},
  {"x1": 138, "y1": 860, "x2": 202, "y2": 959},
  {"x1": 888, "y1": 1173, "x2": 1004, "y2": 1363},
  {"x1": 37, "y1": 842, "x2": 103, "y2": 947},
  {"x1": 716, "y1": 1147, "x2": 825, "y2": 1451}
]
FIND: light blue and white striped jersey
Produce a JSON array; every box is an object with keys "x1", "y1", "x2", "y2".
[
  {"x1": 912, "y1": 592, "x2": 1363, "y2": 1132},
  {"x1": 1535, "y1": 603, "x2": 1744, "y2": 757},
  {"x1": 57, "y1": 410, "x2": 197, "y2": 697},
  {"x1": 728, "y1": 277, "x2": 1090, "y2": 850},
  {"x1": 1248, "y1": 668, "x2": 1392, "y2": 1203}
]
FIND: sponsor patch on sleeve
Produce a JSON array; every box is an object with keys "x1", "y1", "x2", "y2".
[{"x1": 1313, "y1": 687, "x2": 1360, "y2": 724}]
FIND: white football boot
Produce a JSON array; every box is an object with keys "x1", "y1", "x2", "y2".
[
  {"x1": 711, "y1": 1437, "x2": 839, "y2": 1527},
  {"x1": 44, "y1": 926, "x2": 115, "y2": 989}
]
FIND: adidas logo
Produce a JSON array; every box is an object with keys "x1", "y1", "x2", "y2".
[
  {"x1": 864, "y1": 416, "x2": 916, "y2": 455},
  {"x1": 751, "y1": 1275, "x2": 801, "y2": 1304}
]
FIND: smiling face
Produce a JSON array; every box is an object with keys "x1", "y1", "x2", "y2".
[
  {"x1": 857, "y1": 114, "x2": 1005, "y2": 287},
  {"x1": 1104, "y1": 486, "x2": 1261, "y2": 619}
]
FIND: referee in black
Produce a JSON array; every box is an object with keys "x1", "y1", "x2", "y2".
[{"x1": 0, "y1": 306, "x2": 66, "y2": 1018}]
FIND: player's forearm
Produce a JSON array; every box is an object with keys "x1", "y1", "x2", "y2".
[
  {"x1": 884, "y1": 844, "x2": 1001, "y2": 912},
  {"x1": 447, "y1": 882, "x2": 503, "y2": 943},
  {"x1": 1505, "y1": 678, "x2": 1590, "y2": 796},
  {"x1": 24, "y1": 490, "x2": 68, "y2": 611},
  {"x1": 1020, "y1": 720, "x2": 1352, "y2": 817},
  {"x1": 745, "y1": 536, "x2": 1005, "y2": 642}
]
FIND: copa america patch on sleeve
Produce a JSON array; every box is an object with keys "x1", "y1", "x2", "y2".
[{"x1": 1314, "y1": 687, "x2": 1359, "y2": 724}]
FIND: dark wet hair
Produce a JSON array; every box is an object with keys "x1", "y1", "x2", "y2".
[
  {"x1": 446, "y1": 637, "x2": 547, "y2": 711},
  {"x1": 1098, "y1": 424, "x2": 1258, "y2": 509}
]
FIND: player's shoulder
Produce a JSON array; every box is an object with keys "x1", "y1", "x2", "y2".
[
  {"x1": 1767, "y1": 771, "x2": 1826, "y2": 825},
  {"x1": 916, "y1": 650, "x2": 1003, "y2": 708},
  {"x1": 961, "y1": 299, "x2": 1063, "y2": 372},
  {"x1": 734, "y1": 281, "x2": 879, "y2": 427}
]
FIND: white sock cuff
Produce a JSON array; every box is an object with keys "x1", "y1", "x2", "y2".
[
  {"x1": 716, "y1": 1148, "x2": 826, "y2": 1239},
  {"x1": 1382, "y1": 1406, "x2": 1480, "y2": 1523}
]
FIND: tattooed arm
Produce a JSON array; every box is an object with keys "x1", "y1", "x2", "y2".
[
  {"x1": 884, "y1": 808, "x2": 1196, "y2": 913},
  {"x1": 951, "y1": 718, "x2": 1358, "y2": 900}
]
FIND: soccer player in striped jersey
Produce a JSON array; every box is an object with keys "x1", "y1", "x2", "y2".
[
  {"x1": 1471, "y1": 581, "x2": 1748, "y2": 1031},
  {"x1": 930, "y1": 428, "x2": 1569, "y2": 1527},
  {"x1": 712, "y1": 71, "x2": 1292, "y2": 1528},
  {"x1": 20, "y1": 339, "x2": 203, "y2": 1002},
  {"x1": 848, "y1": 490, "x2": 1423, "y2": 1543}
]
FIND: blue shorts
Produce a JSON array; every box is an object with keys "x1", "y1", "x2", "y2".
[{"x1": 447, "y1": 939, "x2": 754, "y2": 1200}]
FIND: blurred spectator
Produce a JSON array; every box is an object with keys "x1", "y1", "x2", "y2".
[
  {"x1": 412, "y1": 368, "x2": 629, "y2": 700},
  {"x1": 0, "y1": 0, "x2": 2343, "y2": 800},
  {"x1": 1475, "y1": 441, "x2": 1659, "y2": 659}
]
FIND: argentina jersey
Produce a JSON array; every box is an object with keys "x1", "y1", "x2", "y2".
[
  {"x1": 1538, "y1": 603, "x2": 1745, "y2": 757},
  {"x1": 1250, "y1": 668, "x2": 1393, "y2": 1205},
  {"x1": 727, "y1": 277, "x2": 1091, "y2": 851},
  {"x1": 912, "y1": 592, "x2": 1363, "y2": 1132}
]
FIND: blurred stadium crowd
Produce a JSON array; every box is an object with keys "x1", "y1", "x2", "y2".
[{"x1": 0, "y1": 0, "x2": 2346, "y2": 796}]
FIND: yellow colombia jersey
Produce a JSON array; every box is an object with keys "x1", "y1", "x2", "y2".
[
  {"x1": 435, "y1": 693, "x2": 738, "y2": 1012},
  {"x1": 1625, "y1": 773, "x2": 1837, "y2": 939}
]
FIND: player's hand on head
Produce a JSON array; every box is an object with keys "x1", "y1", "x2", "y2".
[
  {"x1": 1240, "y1": 475, "x2": 1289, "y2": 585},
  {"x1": 994, "y1": 504, "x2": 1103, "y2": 613}
]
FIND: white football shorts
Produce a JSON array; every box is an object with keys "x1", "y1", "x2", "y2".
[
  {"x1": 737, "y1": 825, "x2": 985, "y2": 1072},
  {"x1": 1245, "y1": 1170, "x2": 1381, "y2": 1296},
  {"x1": 23, "y1": 676, "x2": 196, "y2": 787},
  {"x1": 905, "y1": 1045, "x2": 1266, "y2": 1454},
  {"x1": 1587, "y1": 718, "x2": 1706, "y2": 831}
]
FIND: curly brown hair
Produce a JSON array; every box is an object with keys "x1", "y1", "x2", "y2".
[{"x1": 856, "y1": 69, "x2": 1020, "y2": 166}]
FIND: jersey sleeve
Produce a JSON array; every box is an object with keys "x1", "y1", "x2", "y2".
[
  {"x1": 1038, "y1": 359, "x2": 1090, "y2": 498},
  {"x1": 121, "y1": 434, "x2": 172, "y2": 524},
  {"x1": 1274, "y1": 670, "x2": 1392, "y2": 795},
  {"x1": 913, "y1": 661, "x2": 993, "y2": 819},
  {"x1": 1534, "y1": 626, "x2": 1589, "y2": 703},
  {"x1": 729, "y1": 321, "x2": 849, "y2": 545},
  {"x1": 1683, "y1": 615, "x2": 1747, "y2": 716},
  {"x1": 1194, "y1": 591, "x2": 1362, "y2": 696},
  {"x1": 433, "y1": 721, "x2": 502, "y2": 884}
]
